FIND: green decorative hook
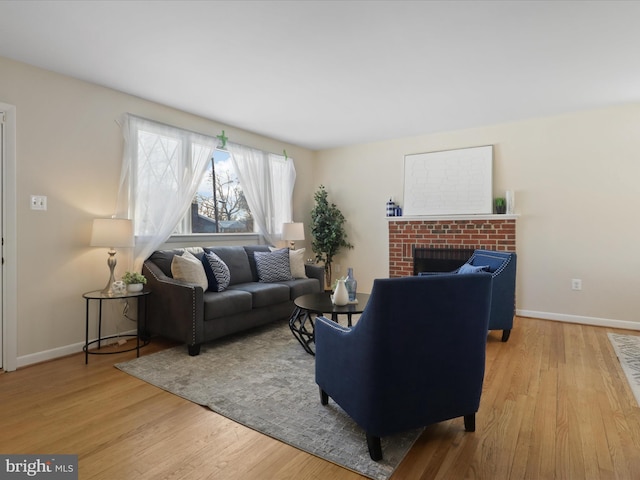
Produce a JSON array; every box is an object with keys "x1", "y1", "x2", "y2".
[{"x1": 216, "y1": 130, "x2": 228, "y2": 149}]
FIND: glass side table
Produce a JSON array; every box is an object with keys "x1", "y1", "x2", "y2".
[{"x1": 83, "y1": 289, "x2": 151, "y2": 364}]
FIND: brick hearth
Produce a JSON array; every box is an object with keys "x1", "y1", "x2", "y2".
[{"x1": 388, "y1": 216, "x2": 517, "y2": 277}]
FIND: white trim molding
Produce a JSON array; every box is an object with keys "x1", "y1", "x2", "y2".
[{"x1": 517, "y1": 309, "x2": 640, "y2": 331}]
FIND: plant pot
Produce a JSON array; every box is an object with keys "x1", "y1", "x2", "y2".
[{"x1": 127, "y1": 283, "x2": 144, "y2": 293}]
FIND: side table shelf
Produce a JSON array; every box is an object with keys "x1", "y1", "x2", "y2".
[{"x1": 83, "y1": 289, "x2": 151, "y2": 364}]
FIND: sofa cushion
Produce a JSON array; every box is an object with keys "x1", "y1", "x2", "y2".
[
  {"x1": 279, "y1": 278, "x2": 322, "y2": 299},
  {"x1": 148, "y1": 249, "x2": 181, "y2": 277},
  {"x1": 255, "y1": 248, "x2": 294, "y2": 282},
  {"x1": 202, "y1": 289, "x2": 253, "y2": 320},
  {"x1": 202, "y1": 251, "x2": 231, "y2": 292},
  {"x1": 243, "y1": 245, "x2": 272, "y2": 281},
  {"x1": 171, "y1": 251, "x2": 209, "y2": 290},
  {"x1": 229, "y1": 282, "x2": 290, "y2": 308},
  {"x1": 206, "y1": 246, "x2": 254, "y2": 285}
]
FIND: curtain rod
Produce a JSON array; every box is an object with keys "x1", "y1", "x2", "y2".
[{"x1": 118, "y1": 113, "x2": 292, "y2": 159}]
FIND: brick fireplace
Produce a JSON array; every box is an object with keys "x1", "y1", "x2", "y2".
[{"x1": 388, "y1": 216, "x2": 517, "y2": 277}]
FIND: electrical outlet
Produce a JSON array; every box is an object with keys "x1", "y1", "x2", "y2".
[
  {"x1": 571, "y1": 279, "x2": 582, "y2": 291},
  {"x1": 30, "y1": 195, "x2": 47, "y2": 211},
  {"x1": 334, "y1": 263, "x2": 341, "y2": 273}
]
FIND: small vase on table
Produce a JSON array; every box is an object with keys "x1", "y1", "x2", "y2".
[
  {"x1": 345, "y1": 267, "x2": 357, "y2": 302},
  {"x1": 332, "y1": 279, "x2": 349, "y2": 306}
]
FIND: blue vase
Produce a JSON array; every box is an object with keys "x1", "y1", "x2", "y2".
[{"x1": 345, "y1": 268, "x2": 357, "y2": 302}]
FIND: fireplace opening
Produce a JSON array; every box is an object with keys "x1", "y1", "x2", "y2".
[{"x1": 413, "y1": 247, "x2": 475, "y2": 275}]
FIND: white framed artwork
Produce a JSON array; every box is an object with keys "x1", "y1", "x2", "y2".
[{"x1": 402, "y1": 145, "x2": 493, "y2": 216}]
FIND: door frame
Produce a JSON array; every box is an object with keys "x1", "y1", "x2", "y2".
[{"x1": 1, "y1": 103, "x2": 17, "y2": 372}]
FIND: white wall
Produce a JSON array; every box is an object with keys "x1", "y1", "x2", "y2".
[
  {"x1": 0, "y1": 56, "x2": 316, "y2": 366},
  {"x1": 314, "y1": 104, "x2": 640, "y2": 329}
]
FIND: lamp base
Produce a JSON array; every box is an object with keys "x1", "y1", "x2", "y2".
[{"x1": 101, "y1": 249, "x2": 118, "y2": 296}]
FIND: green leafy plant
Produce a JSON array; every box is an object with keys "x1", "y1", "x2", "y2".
[
  {"x1": 310, "y1": 185, "x2": 353, "y2": 288},
  {"x1": 494, "y1": 197, "x2": 506, "y2": 214},
  {"x1": 122, "y1": 271, "x2": 147, "y2": 285}
]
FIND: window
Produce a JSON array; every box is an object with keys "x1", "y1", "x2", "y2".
[
  {"x1": 177, "y1": 149, "x2": 254, "y2": 234},
  {"x1": 120, "y1": 114, "x2": 295, "y2": 267}
]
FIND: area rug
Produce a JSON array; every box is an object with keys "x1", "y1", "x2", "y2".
[
  {"x1": 115, "y1": 321, "x2": 421, "y2": 480},
  {"x1": 608, "y1": 333, "x2": 640, "y2": 406}
]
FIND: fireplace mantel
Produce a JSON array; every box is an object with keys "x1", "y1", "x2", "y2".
[
  {"x1": 388, "y1": 215, "x2": 518, "y2": 277},
  {"x1": 387, "y1": 214, "x2": 520, "y2": 222}
]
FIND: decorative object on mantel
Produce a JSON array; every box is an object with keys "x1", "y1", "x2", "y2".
[
  {"x1": 506, "y1": 190, "x2": 515, "y2": 214},
  {"x1": 403, "y1": 145, "x2": 493, "y2": 216},
  {"x1": 494, "y1": 197, "x2": 506, "y2": 214},
  {"x1": 386, "y1": 197, "x2": 396, "y2": 217},
  {"x1": 310, "y1": 185, "x2": 354, "y2": 289}
]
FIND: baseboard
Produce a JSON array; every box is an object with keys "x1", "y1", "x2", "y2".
[
  {"x1": 517, "y1": 310, "x2": 640, "y2": 331},
  {"x1": 16, "y1": 329, "x2": 138, "y2": 369}
]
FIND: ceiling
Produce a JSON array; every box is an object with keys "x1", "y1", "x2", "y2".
[{"x1": 1, "y1": 0, "x2": 639, "y2": 150}]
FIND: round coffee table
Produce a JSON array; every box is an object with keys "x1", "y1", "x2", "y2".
[{"x1": 289, "y1": 292, "x2": 370, "y2": 355}]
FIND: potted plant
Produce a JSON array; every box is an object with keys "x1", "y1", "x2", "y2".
[
  {"x1": 494, "y1": 197, "x2": 506, "y2": 214},
  {"x1": 310, "y1": 185, "x2": 353, "y2": 289},
  {"x1": 122, "y1": 271, "x2": 147, "y2": 292}
]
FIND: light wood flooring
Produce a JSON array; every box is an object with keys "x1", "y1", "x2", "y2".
[{"x1": 1, "y1": 317, "x2": 640, "y2": 479}]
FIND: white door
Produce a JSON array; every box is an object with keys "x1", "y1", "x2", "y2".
[
  {"x1": 0, "y1": 104, "x2": 17, "y2": 371},
  {"x1": 0, "y1": 110, "x2": 4, "y2": 369}
]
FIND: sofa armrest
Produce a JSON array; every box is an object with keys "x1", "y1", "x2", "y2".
[
  {"x1": 304, "y1": 263, "x2": 325, "y2": 291},
  {"x1": 142, "y1": 261, "x2": 204, "y2": 348}
]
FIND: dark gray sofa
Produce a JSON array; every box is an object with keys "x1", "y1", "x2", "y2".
[{"x1": 142, "y1": 245, "x2": 324, "y2": 355}]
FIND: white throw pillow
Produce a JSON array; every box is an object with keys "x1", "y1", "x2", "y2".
[
  {"x1": 270, "y1": 247, "x2": 307, "y2": 279},
  {"x1": 171, "y1": 250, "x2": 208, "y2": 290}
]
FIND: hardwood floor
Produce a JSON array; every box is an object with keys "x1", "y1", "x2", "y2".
[{"x1": 1, "y1": 317, "x2": 640, "y2": 479}]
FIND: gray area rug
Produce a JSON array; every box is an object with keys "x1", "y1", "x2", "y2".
[
  {"x1": 608, "y1": 333, "x2": 640, "y2": 406},
  {"x1": 115, "y1": 321, "x2": 421, "y2": 480}
]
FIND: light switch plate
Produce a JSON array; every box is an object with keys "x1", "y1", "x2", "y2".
[{"x1": 30, "y1": 195, "x2": 47, "y2": 211}]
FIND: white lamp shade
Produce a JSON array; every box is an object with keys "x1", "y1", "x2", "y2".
[
  {"x1": 90, "y1": 218, "x2": 134, "y2": 248},
  {"x1": 282, "y1": 222, "x2": 305, "y2": 241}
]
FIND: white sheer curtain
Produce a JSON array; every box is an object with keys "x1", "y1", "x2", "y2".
[
  {"x1": 227, "y1": 142, "x2": 296, "y2": 246},
  {"x1": 117, "y1": 114, "x2": 217, "y2": 271}
]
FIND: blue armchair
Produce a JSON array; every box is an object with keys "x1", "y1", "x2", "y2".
[
  {"x1": 459, "y1": 250, "x2": 517, "y2": 342},
  {"x1": 315, "y1": 274, "x2": 492, "y2": 461},
  {"x1": 419, "y1": 249, "x2": 516, "y2": 341}
]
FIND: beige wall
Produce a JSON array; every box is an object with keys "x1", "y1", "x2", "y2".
[
  {"x1": 3, "y1": 52, "x2": 640, "y2": 367},
  {"x1": 314, "y1": 104, "x2": 640, "y2": 329},
  {"x1": 0, "y1": 56, "x2": 315, "y2": 366}
]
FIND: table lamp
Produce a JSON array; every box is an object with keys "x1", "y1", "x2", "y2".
[
  {"x1": 90, "y1": 218, "x2": 134, "y2": 295},
  {"x1": 282, "y1": 222, "x2": 305, "y2": 250}
]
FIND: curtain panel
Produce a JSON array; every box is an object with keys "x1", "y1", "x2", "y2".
[
  {"x1": 116, "y1": 115, "x2": 297, "y2": 272},
  {"x1": 117, "y1": 114, "x2": 216, "y2": 270},
  {"x1": 227, "y1": 142, "x2": 296, "y2": 246}
]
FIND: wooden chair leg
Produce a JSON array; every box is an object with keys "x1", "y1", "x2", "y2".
[
  {"x1": 501, "y1": 329, "x2": 511, "y2": 342},
  {"x1": 366, "y1": 434, "x2": 383, "y2": 461},
  {"x1": 464, "y1": 413, "x2": 476, "y2": 432},
  {"x1": 319, "y1": 387, "x2": 329, "y2": 405}
]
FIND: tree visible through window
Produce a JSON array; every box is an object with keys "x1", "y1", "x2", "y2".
[{"x1": 186, "y1": 149, "x2": 254, "y2": 234}]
